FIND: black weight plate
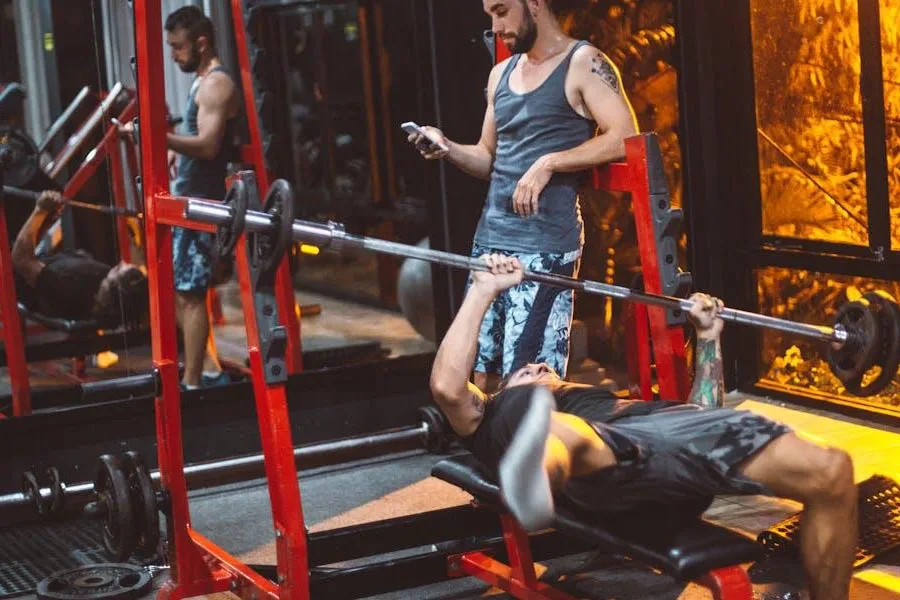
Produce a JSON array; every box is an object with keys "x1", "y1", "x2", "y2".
[
  {"x1": 418, "y1": 405, "x2": 450, "y2": 453},
  {"x1": 828, "y1": 299, "x2": 881, "y2": 393},
  {"x1": 22, "y1": 470, "x2": 48, "y2": 517},
  {"x1": 256, "y1": 179, "x2": 295, "y2": 276},
  {"x1": 121, "y1": 451, "x2": 160, "y2": 558},
  {"x1": 36, "y1": 563, "x2": 151, "y2": 600},
  {"x1": 46, "y1": 466, "x2": 66, "y2": 515},
  {"x1": 216, "y1": 178, "x2": 248, "y2": 261},
  {"x1": 852, "y1": 291, "x2": 900, "y2": 397},
  {"x1": 94, "y1": 455, "x2": 138, "y2": 561},
  {"x1": 0, "y1": 127, "x2": 39, "y2": 188}
]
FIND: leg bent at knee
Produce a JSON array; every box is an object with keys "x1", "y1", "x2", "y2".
[
  {"x1": 739, "y1": 431, "x2": 856, "y2": 506},
  {"x1": 804, "y1": 446, "x2": 856, "y2": 505}
]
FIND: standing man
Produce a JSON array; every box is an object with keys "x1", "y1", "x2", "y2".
[
  {"x1": 409, "y1": 0, "x2": 638, "y2": 391},
  {"x1": 121, "y1": 5, "x2": 240, "y2": 389}
]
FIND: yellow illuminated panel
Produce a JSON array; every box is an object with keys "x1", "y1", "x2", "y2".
[
  {"x1": 750, "y1": 1, "x2": 868, "y2": 245},
  {"x1": 882, "y1": 1, "x2": 900, "y2": 249},
  {"x1": 756, "y1": 267, "x2": 900, "y2": 415}
]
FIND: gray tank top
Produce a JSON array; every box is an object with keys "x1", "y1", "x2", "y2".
[
  {"x1": 172, "y1": 66, "x2": 236, "y2": 200},
  {"x1": 474, "y1": 40, "x2": 594, "y2": 254}
]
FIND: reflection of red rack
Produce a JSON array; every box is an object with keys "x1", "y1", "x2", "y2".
[
  {"x1": 231, "y1": 0, "x2": 302, "y2": 373},
  {"x1": 134, "y1": 1, "x2": 306, "y2": 597},
  {"x1": 0, "y1": 93, "x2": 141, "y2": 417},
  {"x1": 491, "y1": 35, "x2": 688, "y2": 402},
  {"x1": 0, "y1": 198, "x2": 30, "y2": 416},
  {"x1": 60, "y1": 96, "x2": 139, "y2": 262}
]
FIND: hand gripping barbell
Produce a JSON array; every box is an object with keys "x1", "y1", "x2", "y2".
[
  {"x1": 2, "y1": 185, "x2": 142, "y2": 218},
  {"x1": 183, "y1": 180, "x2": 900, "y2": 398}
]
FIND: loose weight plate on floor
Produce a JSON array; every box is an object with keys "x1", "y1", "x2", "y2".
[
  {"x1": 35, "y1": 564, "x2": 151, "y2": 600},
  {"x1": 0, "y1": 519, "x2": 148, "y2": 598}
]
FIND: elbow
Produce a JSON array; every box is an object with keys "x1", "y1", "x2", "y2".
[
  {"x1": 199, "y1": 146, "x2": 218, "y2": 161},
  {"x1": 609, "y1": 125, "x2": 638, "y2": 162},
  {"x1": 198, "y1": 139, "x2": 222, "y2": 161},
  {"x1": 429, "y1": 375, "x2": 450, "y2": 404},
  {"x1": 429, "y1": 374, "x2": 462, "y2": 408},
  {"x1": 10, "y1": 244, "x2": 27, "y2": 275}
]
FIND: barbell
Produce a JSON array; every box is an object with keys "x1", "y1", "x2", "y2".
[
  {"x1": 2, "y1": 184, "x2": 142, "y2": 218},
  {"x1": 181, "y1": 180, "x2": 900, "y2": 397}
]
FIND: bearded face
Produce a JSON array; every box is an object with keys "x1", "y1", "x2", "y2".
[
  {"x1": 167, "y1": 28, "x2": 203, "y2": 73},
  {"x1": 504, "y1": 4, "x2": 538, "y2": 53}
]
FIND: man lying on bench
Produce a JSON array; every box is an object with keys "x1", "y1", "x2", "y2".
[
  {"x1": 429, "y1": 254, "x2": 857, "y2": 600},
  {"x1": 11, "y1": 190, "x2": 149, "y2": 330}
]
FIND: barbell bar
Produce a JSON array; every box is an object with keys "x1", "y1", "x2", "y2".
[
  {"x1": 183, "y1": 197, "x2": 849, "y2": 347},
  {"x1": 2, "y1": 185, "x2": 142, "y2": 219}
]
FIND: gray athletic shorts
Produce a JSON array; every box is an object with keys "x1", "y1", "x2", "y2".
[{"x1": 561, "y1": 404, "x2": 793, "y2": 514}]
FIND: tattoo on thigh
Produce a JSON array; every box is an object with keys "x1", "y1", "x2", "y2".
[{"x1": 590, "y1": 55, "x2": 620, "y2": 93}]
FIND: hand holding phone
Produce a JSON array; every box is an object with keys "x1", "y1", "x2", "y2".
[{"x1": 402, "y1": 121, "x2": 449, "y2": 155}]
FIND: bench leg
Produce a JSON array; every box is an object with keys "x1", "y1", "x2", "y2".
[
  {"x1": 698, "y1": 565, "x2": 753, "y2": 600},
  {"x1": 447, "y1": 514, "x2": 577, "y2": 600},
  {"x1": 73, "y1": 356, "x2": 86, "y2": 378}
]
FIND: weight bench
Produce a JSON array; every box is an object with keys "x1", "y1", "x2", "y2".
[
  {"x1": 432, "y1": 453, "x2": 764, "y2": 600},
  {"x1": 18, "y1": 302, "x2": 103, "y2": 334},
  {"x1": 1, "y1": 302, "x2": 150, "y2": 366}
]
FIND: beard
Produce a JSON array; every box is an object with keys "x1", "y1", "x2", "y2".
[
  {"x1": 505, "y1": 10, "x2": 538, "y2": 54},
  {"x1": 177, "y1": 45, "x2": 202, "y2": 73}
]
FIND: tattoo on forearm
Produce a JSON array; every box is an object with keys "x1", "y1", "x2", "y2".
[
  {"x1": 689, "y1": 338, "x2": 725, "y2": 409},
  {"x1": 590, "y1": 55, "x2": 620, "y2": 93},
  {"x1": 471, "y1": 395, "x2": 486, "y2": 415}
]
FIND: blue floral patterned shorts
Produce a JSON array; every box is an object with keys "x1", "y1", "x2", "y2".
[
  {"x1": 173, "y1": 226, "x2": 212, "y2": 295},
  {"x1": 467, "y1": 243, "x2": 581, "y2": 378}
]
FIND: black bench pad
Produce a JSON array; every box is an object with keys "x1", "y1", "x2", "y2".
[
  {"x1": 18, "y1": 302, "x2": 101, "y2": 333},
  {"x1": 432, "y1": 453, "x2": 764, "y2": 581}
]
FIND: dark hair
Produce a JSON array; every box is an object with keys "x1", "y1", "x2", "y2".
[
  {"x1": 93, "y1": 268, "x2": 150, "y2": 330},
  {"x1": 495, "y1": 371, "x2": 515, "y2": 392},
  {"x1": 165, "y1": 6, "x2": 216, "y2": 51},
  {"x1": 524, "y1": 0, "x2": 582, "y2": 16}
]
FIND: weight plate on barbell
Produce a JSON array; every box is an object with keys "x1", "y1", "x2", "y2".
[
  {"x1": 46, "y1": 466, "x2": 66, "y2": 515},
  {"x1": 215, "y1": 178, "x2": 248, "y2": 262},
  {"x1": 418, "y1": 405, "x2": 451, "y2": 454},
  {"x1": 94, "y1": 455, "x2": 137, "y2": 562},
  {"x1": 0, "y1": 127, "x2": 39, "y2": 188},
  {"x1": 253, "y1": 179, "x2": 295, "y2": 277},
  {"x1": 121, "y1": 451, "x2": 160, "y2": 558},
  {"x1": 36, "y1": 563, "x2": 152, "y2": 600},
  {"x1": 22, "y1": 470, "x2": 48, "y2": 518},
  {"x1": 827, "y1": 299, "x2": 882, "y2": 394},
  {"x1": 847, "y1": 291, "x2": 900, "y2": 397}
]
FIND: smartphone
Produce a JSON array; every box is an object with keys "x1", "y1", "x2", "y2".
[{"x1": 401, "y1": 121, "x2": 448, "y2": 152}]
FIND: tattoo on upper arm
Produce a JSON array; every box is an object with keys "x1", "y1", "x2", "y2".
[{"x1": 590, "y1": 54, "x2": 620, "y2": 93}]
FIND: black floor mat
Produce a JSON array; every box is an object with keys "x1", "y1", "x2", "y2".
[
  {"x1": 757, "y1": 473, "x2": 900, "y2": 568},
  {"x1": 0, "y1": 519, "x2": 154, "y2": 598}
]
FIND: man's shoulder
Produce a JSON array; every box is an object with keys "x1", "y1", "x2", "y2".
[
  {"x1": 199, "y1": 69, "x2": 238, "y2": 98},
  {"x1": 489, "y1": 56, "x2": 515, "y2": 83},
  {"x1": 569, "y1": 42, "x2": 605, "y2": 69}
]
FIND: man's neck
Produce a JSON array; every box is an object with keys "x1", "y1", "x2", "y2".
[
  {"x1": 524, "y1": 24, "x2": 571, "y2": 63},
  {"x1": 196, "y1": 54, "x2": 221, "y2": 78}
]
